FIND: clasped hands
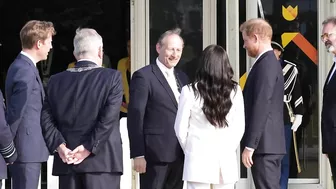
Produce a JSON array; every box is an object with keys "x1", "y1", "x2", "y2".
[{"x1": 57, "y1": 144, "x2": 91, "y2": 165}]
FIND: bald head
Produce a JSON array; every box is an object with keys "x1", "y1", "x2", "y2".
[{"x1": 240, "y1": 18, "x2": 273, "y2": 41}]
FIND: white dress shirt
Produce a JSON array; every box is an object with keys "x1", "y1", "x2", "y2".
[
  {"x1": 77, "y1": 59, "x2": 98, "y2": 63},
  {"x1": 156, "y1": 58, "x2": 180, "y2": 102},
  {"x1": 20, "y1": 51, "x2": 37, "y2": 66},
  {"x1": 327, "y1": 57, "x2": 336, "y2": 84},
  {"x1": 249, "y1": 48, "x2": 274, "y2": 71}
]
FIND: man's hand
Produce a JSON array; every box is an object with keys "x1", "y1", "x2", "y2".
[
  {"x1": 133, "y1": 157, "x2": 146, "y2": 174},
  {"x1": 122, "y1": 102, "x2": 128, "y2": 109},
  {"x1": 69, "y1": 145, "x2": 91, "y2": 165},
  {"x1": 57, "y1": 143, "x2": 76, "y2": 164},
  {"x1": 242, "y1": 147, "x2": 254, "y2": 168}
]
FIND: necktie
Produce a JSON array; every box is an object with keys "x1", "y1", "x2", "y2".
[
  {"x1": 173, "y1": 72, "x2": 181, "y2": 93},
  {"x1": 165, "y1": 70, "x2": 180, "y2": 102}
]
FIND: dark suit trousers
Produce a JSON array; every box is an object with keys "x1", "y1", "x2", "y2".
[
  {"x1": 59, "y1": 173, "x2": 120, "y2": 189},
  {"x1": 140, "y1": 158, "x2": 184, "y2": 189},
  {"x1": 9, "y1": 162, "x2": 41, "y2": 189},
  {"x1": 327, "y1": 154, "x2": 336, "y2": 189},
  {"x1": 251, "y1": 154, "x2": 284, "y2": 189}
]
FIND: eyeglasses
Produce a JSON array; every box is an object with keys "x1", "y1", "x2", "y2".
[{"x1": 321, "y1": 32, "x2": 336, "y2": 41}]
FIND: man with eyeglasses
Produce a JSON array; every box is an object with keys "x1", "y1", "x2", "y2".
[{"x1": 321, "y1": 16, "x2": 336, "y2": 189}]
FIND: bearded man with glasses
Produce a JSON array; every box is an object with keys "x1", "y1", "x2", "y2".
[{"x1": 321, "y1": 16, "x2": 336, "y2": 189}]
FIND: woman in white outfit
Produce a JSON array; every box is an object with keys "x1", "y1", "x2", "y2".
[{"x1": 174, "y1": 45, "x2": 245, "y2": 189}]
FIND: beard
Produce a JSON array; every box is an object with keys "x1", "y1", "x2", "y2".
[
  {"x1": 247, "y1": 48, "x2": 258, "y2": 58},
  {"x1": 325, "y1": 42, "x2": 335, "y2": 53},
  {"x1": 327, "y1": 45, "x2": 335, "y2": 53}
]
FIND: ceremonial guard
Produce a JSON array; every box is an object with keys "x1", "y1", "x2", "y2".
[{"x1": 271, "y1": 40, "x2": 304, "y2": 189}]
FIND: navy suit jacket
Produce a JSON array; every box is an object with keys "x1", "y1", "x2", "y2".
[
  {"x1": 243, "y1": 51, "x2": 286, "y2": 154},
  {"x1": 0, "y1": 91, "x2": 17, "y2": 178},
  {"x1": 5, "y1": 53, "x2": 49, "y2": 162},
  {"x1": 322, "y1": 62, "x2": 336, "y2": 153},
  {"x1": 41, "y1": 61, "x2": 123, "y2": 175},
  {"x1": 127, "y1": 62, "x2": 189, "y2": 163}
]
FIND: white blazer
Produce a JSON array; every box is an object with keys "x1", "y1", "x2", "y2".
[{"x1": 174, "y1": 84, "x2": 245, "y2": 184}]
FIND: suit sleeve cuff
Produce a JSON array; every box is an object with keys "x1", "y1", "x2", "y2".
[
  {"x1": 245, "y1": 147, "x2": 255, "y2": 152},
  {"x1": 5, "y1": 151, "x2": 17, "y2": 163},
  {"x1": 54, "y1": 142, "x2": 66, "y2": 153},
  {"x1": 83, "y1": 141, "x2": 100, "y2": 155},
  {"x1": 0, "y1": 141, "x2": 17, "y2": 163}
]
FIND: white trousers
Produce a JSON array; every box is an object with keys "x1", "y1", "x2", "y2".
[{"x1": 187, "y1": 182, "x2": 235, "y2": 189}]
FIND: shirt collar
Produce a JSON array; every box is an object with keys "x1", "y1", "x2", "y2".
[
  {"x1": 254, "y1": 48, "x2": 273, "y2": 63},
  {"x1": 77, "y1": 59, "x2": 97, "y2": 64},
  {"x1": 250, "y1": 48, "x2": 273, "y2": 70},
  {"x1": 156, "y1": 58, "x2": 174, "y2": 76},
  {"x1": 334, "y1": 56, "x2": 336, "y2": 63},
  {"x1": 20, "y1": 51, "x2": 37, "y2": 66}
]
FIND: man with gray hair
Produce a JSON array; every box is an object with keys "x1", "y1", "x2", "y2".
[
  {"x1": 41, "y1": 28, "x2": 123, "y2": 189},
  {"x1": 127, "y1": 28, "x2": 189, "y2": 189},
  {"x1": 321, "y1": 16, "x2": 336, "y2": 188}
]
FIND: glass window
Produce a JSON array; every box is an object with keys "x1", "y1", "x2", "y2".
[
  {"x1": 216, "y1": 0, "x2": 226, "y2": 49},
  {"x1": 260, "y1": 0, "x2": 318, "y2": 179},
  {"x1": 237, "y1": 0, "x2": 248, "y2": 179},
  {"x1": 0, "y1": 2, "x2": 130, "y2": 87},
  {"x1": 149, "y1": 0, "x2": 203, "y2": 81}
]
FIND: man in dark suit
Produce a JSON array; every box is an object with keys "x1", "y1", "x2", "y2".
[
  {"x1": 41, "y1": 28, "x2": 123, "y2": 189},
  {"x1": 321, "y1": 16, "x2": 336, "y2": 188},
  {"x1": 127, "y1": 28, "x2": 188, "y2": 189},
  {"x1": 240, "y1": 18, "x2": 286, "y2": 189},
  {"x1": 0, "y1": 91, "x2": 17, "y2": 189},
  {"x1": 5, "y1": 20, "x2": 56, "y2": 189},
  {"x1": 271, "y1": 40, "x2": 304, "y2": 189}
]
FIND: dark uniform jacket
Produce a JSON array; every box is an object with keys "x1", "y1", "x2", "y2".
[
  {"x1": 281, "y1": 60, "x2": 304, "y2": 124},
  {"x1": 0, "y1": 91, "x2": 17, "y2": 178},
  {"x1": 41, "y1": 61, "x2": 123, "y2": 175}
]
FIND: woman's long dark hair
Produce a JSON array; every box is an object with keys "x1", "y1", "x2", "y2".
[{"x1": 191, "y1": 45, "x2": 237, "y2": 128}]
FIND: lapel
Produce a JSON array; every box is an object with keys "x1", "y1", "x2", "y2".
[
  {"x1": 243, "y1": 52, "x2": 270, "y2": 94},
  {"x1": 244, "y1": 59, "x2": 258, "y2": 92},
  {"x1": 151, "y1": 63, "x2": 178, "y2": 108},
  {"x1": 19, "y1": 54, "x2": 45, "y2": 101},
  {"x1": 324, "y1": 62, "x2": 335, "y2": 92}
]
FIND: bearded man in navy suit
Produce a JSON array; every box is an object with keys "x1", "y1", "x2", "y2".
[{"x1": 240, "y1": 18, "x2": 286, "y2": 189}]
